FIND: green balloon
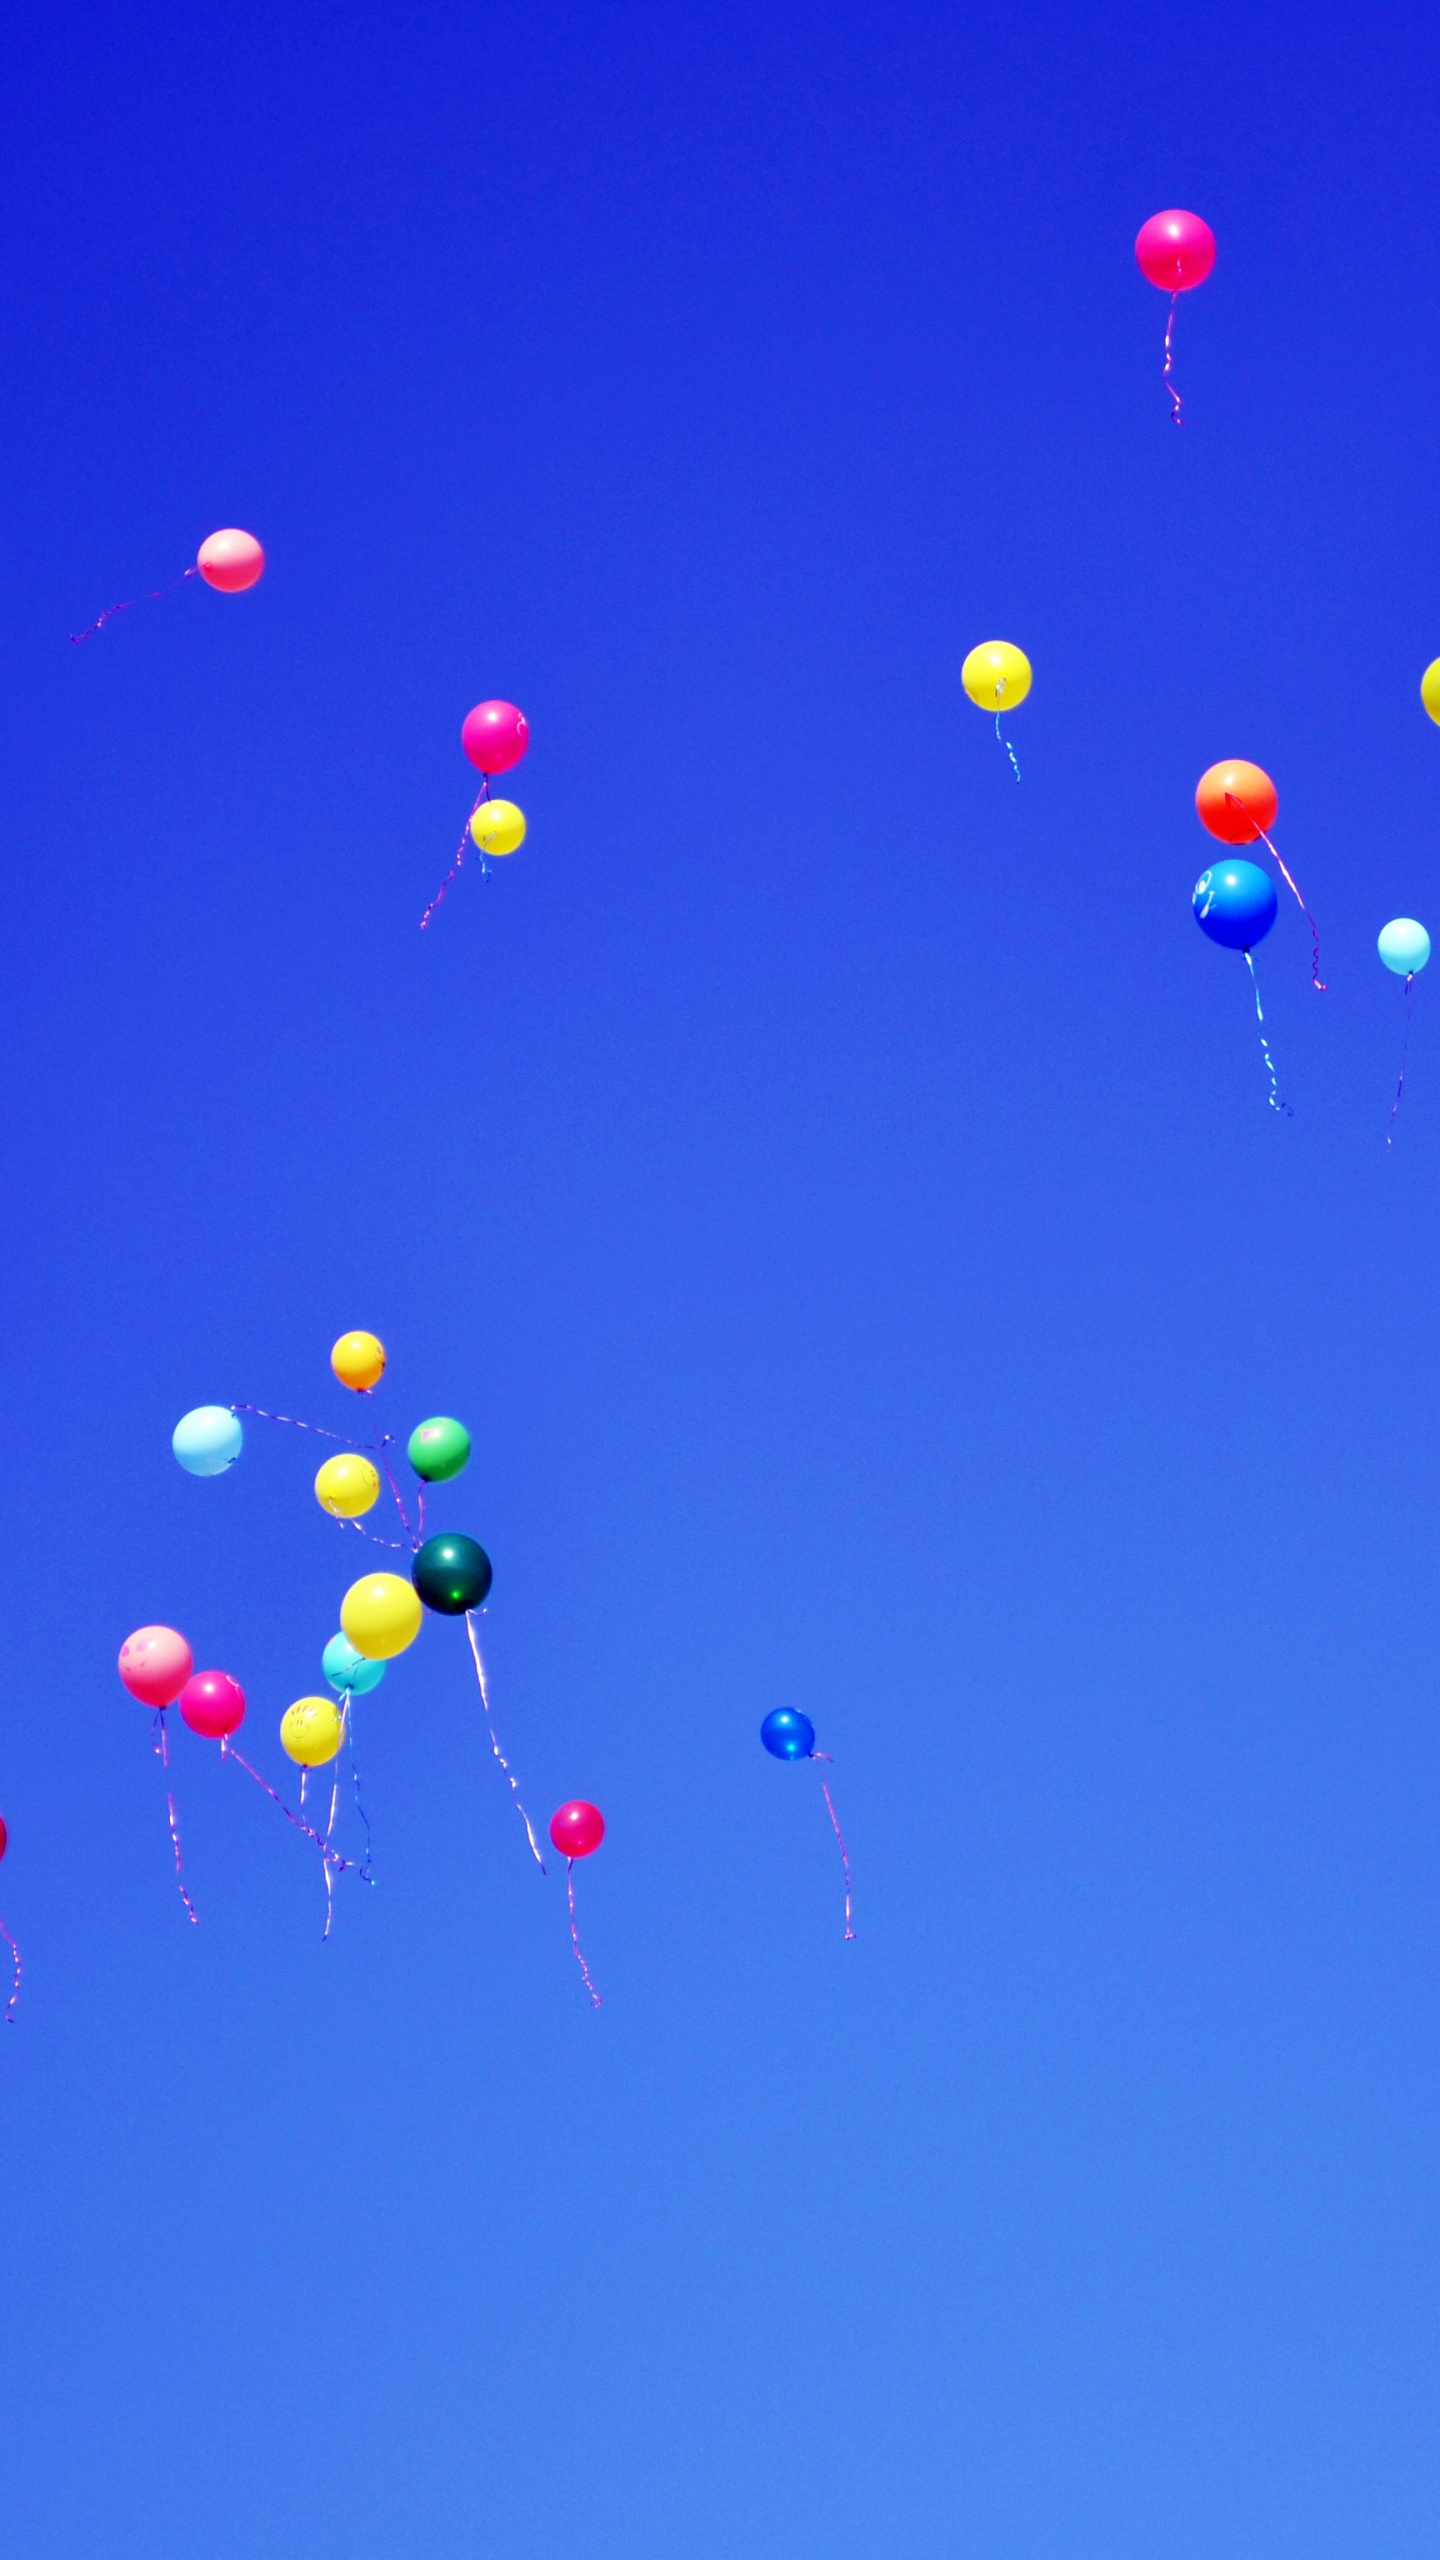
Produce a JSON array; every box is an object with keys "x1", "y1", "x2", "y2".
[
  {"x1": 412, "y1": 1532, "x2": 492, "y2": 1615},
  {"x1": 407, "y1": 1416, "x2": 472, "y2": 1483}
]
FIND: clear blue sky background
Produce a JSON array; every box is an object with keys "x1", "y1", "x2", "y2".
[{"x1": 2, "y1": 3, "x2": 1440, "y2": 2553}]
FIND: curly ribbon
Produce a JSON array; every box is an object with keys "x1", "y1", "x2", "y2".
[
  {"x1": 565, "y1": 1863, "x2": 602, "y2": 2007},
  {"x1": 1386, "y1": 970, "x2": 1417, "y2": 1149},
  {"x1": 812, "y1": 1751, "x2": 855, "y2": 1940},
  {"x1": 69, "y1": 562, "x2": 200, "y2": 645},
  {"x1": 1243, "y1": 952, "x2": 1293, "y2": 1116},
  {"x1": 220, "y1": 1736, "x2": 357, "y2": 1938},
  {"x1": 231, "y1": 1401, "x2": 354, "y2": 1447},
  {"x1": 993, "y1": 676, "x2": 1021, "y2": 783},
  {"x1": 0, "y1": 1918, "x2": 21, "y2": 2022},
  {"x1": 1234, "y1": 805, "x2": 1327, "y2": 991},
  {"x1": 1163, "y1": 284, "x2": 1184, "y2": 426},
  {"x1": 464, "y1": 1614, "x2": 546, "y2": 1870},
  {"x1": 420, "y1": 779, "x2": 492, "y2": 930},
  {"x1": 152, "y1": 1707, "x2": 199, "y2": 1925}
]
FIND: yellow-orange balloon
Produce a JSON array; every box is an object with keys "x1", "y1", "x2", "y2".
[
  {"x1": 961, "y1": 640, "x2": 1031, "y2": 712},
  {"x1": 280, "y1": 1696, "x2": 346, "y2": 1767},
  {"x1": 331, "y1": 1330, "x2": 385, "y2": 1391},
  {"x1": 314, "y1": 1452, "x2": 381, "y2": 1518},
  {"x1": 340, "y1": 1571, "x2": 422, "y2": 1660},
  {"x1": 1422, "y1": 659, "x2": 1440, "y2": 727},
  {"x1": 469, "y1": 798, "x2": 526, "y2": 857}
]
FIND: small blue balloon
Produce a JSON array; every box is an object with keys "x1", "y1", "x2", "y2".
[
  {"x1": 761, "y1": 1707, "x2": 815, "y2": 1761},
  {"x1": 1193, "y1": 860, "x2": 1277, "y2": 951},
  {"x1": 172, "y1": 1405, "x2": 244, "y2": 1476},
  {"x1": 1378, "y1": 917, "x2": 1431, "y2": 976},
  {"x1": 322, "y1": 1632, "x2": 386, "y2": 1697}
]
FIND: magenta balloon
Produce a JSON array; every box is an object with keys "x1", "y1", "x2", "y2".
[
  {"x1": 179, "y1": 1670, "x2": 247, "y2": 1740},
  {"x1": 1135, "y1": 209, "x2": 1216, "y2": 293},
  {"x1": 461, "y1": 700, "x2": 529, "y2": 775}
]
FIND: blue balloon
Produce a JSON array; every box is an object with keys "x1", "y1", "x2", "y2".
[
  {"x1": 1193, "y1": 860, "x2": 1277, "y2": 951},
  {"x1": 172, "y1": 1405, "x2": 244, "y2": 1476},
  {"x1": 322, "y1": 1632, "x2": 386, "y2": 1697},
  {"x1": 761, "y1": 1707, "x2": 815, "y2": 1761}
]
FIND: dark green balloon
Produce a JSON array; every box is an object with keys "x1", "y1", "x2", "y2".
[
  {"x1": 407, "y1": 1415, "x2": 472, "y2": 1483},
  {"x1": 412, "y1": 1532, "x2": 492, "y2": 1615}
]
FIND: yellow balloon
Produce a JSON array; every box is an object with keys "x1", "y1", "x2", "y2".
[
  {"x1": 469, "y1": 798, "x2": 527, "y2": 857},
  {"x1": 314, "y1": 1452, "x2": 381, "y2": 1518},
  {"x1": 280, "y1": 1696, "x2": 346, "y2": 1767},
  {"x1": 961, "y1": 641, "x2": 1032, "y2": 712},
  {"x1": 331, "y1": 1330, "x2": 386, "y2": 1391},
  {"x1": 1422, "y1": 659, "x2": 1440, "y2": 727},
  {"x1": 340, "y1": 1571, "x2": 422, "y2": 1660}
]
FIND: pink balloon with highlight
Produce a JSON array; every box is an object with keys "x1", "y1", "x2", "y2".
[
  {"x1": 119, "y1": 1625, "x2": 194, "y2": 1707},
  {"x1": 179, "y1": 1670, "x2": 247, "y2": 1740},
  {"x1": 1135, "y1": 210, "x2": 1216, "y2": 293},
  {"x1": 197, "y1": 528, "x2": 266, "y2": 593},
  {"x1": 461, "y1": 700, "x2": 529, "y2": 775}
]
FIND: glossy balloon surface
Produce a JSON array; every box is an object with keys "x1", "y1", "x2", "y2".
[
  {"x1": 196, "y1": 528, "x2": 265, "y2": 591},
  {"x1": 1422, "y1": 660, "x2": 1440, "y2": 728},
  {"x1": 1135, "y1": 209, "x2": 1216, "y2": 291},
  {"x1": 461, "y1": 700, "x2": 529, "y2": 775},
  {"x1": 322, "y1": 1632, "x2": 386, "y2": 1696},
  {"x1": 340, "y1": 1573, "x2": 423, "y2": 1659},
  {"x1": 280, "y1": 1697, "x2": 345, "y2": 1767},
  {"x1": 1378, "y1": 918, "x2": 1432, "y2": 975},
  {"x1": 961, "y1": 640, "x2": 1031, "y2": 711},
  {"x1": 330, "y1": 1330, "x2": 386, "y2": 1391},
  {"x1": 314, "y1": 1452, "x2": 381, "y2": 1517},
  {"x1": 760, "y1": 1707, "x2": 816, "y2": 1760},
  {"x1": 407, "y1": 1417, "x2": 472, "y2": 1482},
  {"x1": 119, "y1": 1624, "x2": 193, "y2": 1707},
  {"x1": 412, "y1": 1533, "x2": 492, "y2": 1615},
  {"x1": 172, "y1": 1405, "x2": 243, "y2": 1476},
  {"x1": 1196, "y1": 760, "x2": 1277, "y2": 845},
  {"x1": 550, "y1": 1799, "x2": 605, "y2": 1859},
  {"x1": 469, "y1": 799, "x2": 526, "y2": 857},
  {"x1": 179, "y1": 1670, "x2": 247, "y2": 1739},
  {"x1": 1193, "y1": 861, "x2": 1277, "y2": 951}
]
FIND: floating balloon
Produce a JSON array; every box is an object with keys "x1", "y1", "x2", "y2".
[
  {"x1": 462, "y1": 701, "x2": 530, "y2": 774},
  {"x1": 407, "y1": 1416, "x2": 471, "y2": 1483},
  {"x1": 412, "y1": 1533, "x2": 492, "y2": 1615},
  {"x1": 179, "y1": 1670, "x2": 246, "y2": 1740},
  {"x1": 1135, "y1": 211, "x2": 1215, "y2": 424},
  {"x1": 71, "y1": 527, "x2": 265, "y2": 642},
  {"x1": 322, "y1": 1632, "x2": 386, "y2": 1697},
  {"x1": 423, "y1": 702, "x2": 533, "y2": 926},
  {"x1": 1193, "y1": 865, "x2": 1290, "y2": 1116},
  {"x1": 314, "y1": 1452, "x2": 381, "y2": 1518},
  {"x1": 173, "y1": 1406, "x2": 243, "y2": 1476},
  {"x1": 281, "y1": 1697, "x2": 346, "y2": 1768},
  {"x1": 1423, "y1": 661, "x2": 1440, "y2": 728},
  {"x1": 469, "y1": 799, "x2": 526, "y2": 858},
  {"x1": 1379, "y1": 920, "x2": 1432, "y2": 1145},
  {"x1": 550, "y1": 1801, "x2": 604, "y2": 2006},
  {"x1": 759, "y1": 1709, "x2": 854, "y2": 1938},
  {"x1": 340, "y1": 1572, "x2": 423, "y2": 1660},
  {"x1": 1196, "y1": 762, "x2": 1324, "y2": 990},
  {"x1": 961, "y1": 641, "x2": 1030, "y2": 783},
  {"x1": 331, "y1": 1330, "x2": 386, "y2": 1392},
  {"x1": 119, "y1": 1625, "x2": 194, "y2": 1707}
]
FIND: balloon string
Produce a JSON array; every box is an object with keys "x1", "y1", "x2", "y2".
[
  {"x1": 220, "y1": 1738, "x2": 357, "y2": 1888},
  {"x1": 464, "y1": 1613, "x2": 546, "y2": 1870},
  {"x1": 1386, "y1": 970, "x2": 1416, "y2": 1149},
  {"x1": 420, "y1": 780, "x2": 492, "y2": 930},
  {"x1": 341, "y1": 1699, "x2": 375, "y2": 1883},
  {"x1": 1240, "y1": 811, "x2": 1327, "y2": 990},
  {"x1": 1163, "y1": 284, "x2": 1184, "y2": 426},
  {"x1": 151, "y1": 1707, "x2": 200, "y2": 1925},
  {"x1": 69, "y1": 562, "x2": 199, "y2": 645},
  {"x1": 565, "y1": 1862, "x2": 602, "y2": 2007},
  {"x1": 811, "y1": 1752, "x2": 855, "y2": 1940},
  {"x1": 1243, "y1": 951, "x2": 1293, "y2": 1116},
  {"x1": 991, "y1": 677, "x2": 1021, "y2": 783},
  {"x1": 231, "y1": 1401, "x2": 356, "y2": 1447},
  {"x1": 0, "y1": 1917, "x2": 20, "y2": 2023}
]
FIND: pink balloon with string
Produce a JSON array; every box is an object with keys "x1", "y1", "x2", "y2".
[
  {"x1": 461, "y1": 700, "x2": 529, "y2": 775},
  {"x1": 119, "y1": 1625, "x2": 193, "y2": 1707}
]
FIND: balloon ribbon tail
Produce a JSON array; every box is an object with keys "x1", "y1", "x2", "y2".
[
  {"x1": 152, "y1": 1708, "x2": 199, "y2": 1925},
  {"x1": 812, "y1": 1753, "x2": 855, "y2": 1940},
  {"x1": 566, "y1": 1862, "x2": 603, "y2": 2007},
  {"x1": 464, "y1": 1614, "x2": 546, "y2": 1870},
  {"x1": 994, "y1": 710, "x2": 1021, "y2": 783},
  {"x1": 1250, "y1": 821, "x2": 1326, "y2": 990},
  {"x1": 221, "y1": 1739, "x2": 356, "y2": 1923},
  {"x1": 420, "y1": 782, "x2": 491, "y2": 930},
  {"x1": 1244, "y1": 951, "x2": 1293, "y2": 1116},
  {"x1": 1163, "y1": 287, "x2": 1184, "y2": 425},
  {"x1": 1386, "y1": 972, "x2": 1416, "y2": 1149},
  {"x1": 0, "y1": 1918, "x2": 21, "y2": 2023},
  {"x1": 69, "y1": 562, "x2": 199, "y2": 645}
]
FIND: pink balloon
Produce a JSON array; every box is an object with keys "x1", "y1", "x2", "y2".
[
  {"x1": 461, "y1": 700, "x2": 529, "y2": 775},
  {"x1": 119, "y1": 1625, "x2": 193, "y2": 1708},
  {"x1": 1135, "y1": 210, "x2": 1216, "y2": 293},
  {"x1": 179, "y1": 1670, "x2": 247, "y2": 1740},
  {"x1": 549, "y1": 1799, "x2": 604, "y2": 1859},
  {"x1": 196, "y1": 528, "x2": 265, "y2": 593}
]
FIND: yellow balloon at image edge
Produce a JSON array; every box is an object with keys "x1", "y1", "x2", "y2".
[
  {"x1": 281, "y1": 1696, "x2": 346, "y2": 1767},
  {"x1": 1422, "y1": 659, "x2": 1440, "y2": 727},
  {"x1": 469, "y1": 799, "x2": 526, "y2": 856},
  {"x1": 340, "y1": 1572, "x2": 423, "y2": 1660},
  {"x1": 962, "y1": 641, "x2": 1032, "y2": 711},
  {"x1": 331, "y1": 1330, "x2": 385, "y2": 1391},
  {"x1": 314, "y1": 1452, "x2": 381, "y2": 1518}
]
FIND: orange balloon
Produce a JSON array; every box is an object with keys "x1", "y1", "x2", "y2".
[{"x1": 1196, "y1": 760, "x2": 1277, "y2": 846}]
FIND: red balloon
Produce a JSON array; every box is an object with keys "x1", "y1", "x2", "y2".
[
  {"x1": 549, "y1": 1799, "x2": 604, "y2": 1859},
  {"x1": 0, "y1": 1816, "x2": 8, "y2": 1862},
  {"x1": 196, "y1": 528, "x2": 266, "y2": 593},
  {"x1": 179, "y1": 1670, "x2": 247, "y2": 1740},
  {"x1": 1135, "y1": 210, "x2": 1216, "y2": 293},
  {"x1": 1196, "y1": 759, "x2": 1278, "y2": 845},
  {"x1": 119, "y1": 1624, "x2": 194, "y2": 1707},
  {"x1": 461, "y1": 699, "x2": 529, "y2": 775}
]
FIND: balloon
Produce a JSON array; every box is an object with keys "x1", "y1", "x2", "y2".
[
  {"x1": 1422, "y1": 660, "x2": 1440, "y2": 727},
  {"x1": 172, "y1": 1405, "x2": 243, "y2": 1476},
  {"x1": 760, "y1": 1707, "x2": 816, "y2": 1760},
  {"x1": 1196, "y1": 760, "x2": 1277, "y2": 845},
  {"x1": 280, "y1": 1696, "x2": 345, "y2": 1767},
  {"x1": 961, "y1": 641, "x2": 1031, "y2": 711},
  {"x1": 330, "y1": 1330, "x2": 386, "y2": 1391},
  {"x1": 469, "y1": 799, "x2": 526, "y2": 857},
  {"x1": 322, "y1": 1632, "x2": 386, "y2": 1696},
  {"x1": 1135, "y1": 210, "x2": 1216, "y2": 292},
  {"x1": 462, "y1": 701, "x2": 529, "y2": 775},
  {"x1": 407, "y1": 1417, "x2": 471, "y2": 1483},
  {"x1": 196, "y1": 528, "x2": 265, "y2": 593},
  {"x1": 179, "y1": 1670, "x2": 246, "y2": 1739},
  {"x1": 340, "y1": 1572, "x2": 423, "y2": 1660},
  {"x1": 0, "y1": 1815, "x2": 7, "y2": 1861},
  {"x1": 1193, "y1": 861, "x2": 1277, "y2": 950},
  {"x1": 119, "y1": 1624, "x2": 193, "y2": 1707},
  {"x1": 314, "y1": 1452, "x2": 381, "y2": 1518},
  {"x1": 1379, "y1": 918, "x2": 1432, "y2": 975},
  {"x1": 412, "y1": 1533, "x2": 492, "y2": 1615},
  {"x1": 550, "y1": 1799, "x2": 604, "y2": 1858}
]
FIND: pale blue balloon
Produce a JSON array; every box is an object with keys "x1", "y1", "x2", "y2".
[
  {"x1": 172, "y1": 1405, "x2": 243, "y2": 1476},
  {"x1": 322, "y1": 1632, "x2": 385, "y2": 1697},
  {"x1": 1378, "y1": 918, "x2": 1431, "y2": 976}
]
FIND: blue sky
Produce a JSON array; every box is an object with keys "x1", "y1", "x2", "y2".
[{"x1": 3, "y1": 2, "x2": 1440, "y2": 2553}]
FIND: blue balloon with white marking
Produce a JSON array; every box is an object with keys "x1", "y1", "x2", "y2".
[
  {"x1": 761, "y1": 1707, "x2": 815, "y2": 1761},
  {"x1": 322, "y1": 1632, "x2": 386, "y2": 1697},
  {"x1": 1193, "y1": 860, "x2": 1277, "y2": 951},
  {"x1": 172, "y1": 1405, "x2": 244, "y2": 1476}
]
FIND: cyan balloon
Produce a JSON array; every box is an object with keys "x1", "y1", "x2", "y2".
[
  {"x1": 1378, "y1": 918, "x2": 1431, "y2": 976},
  {"x1": 172, "y1": 1406, "x2": 244, "y2": 1476},
  {"x1": 321, "y1": 1632, "x2": 386, "y2": 1697},
  {"x1": 1193, "y1": 860, "x2": 1277, "y2": 951},
  {"x1": 761, "y1": 1708, "x2": 816, "y2": 1760}
]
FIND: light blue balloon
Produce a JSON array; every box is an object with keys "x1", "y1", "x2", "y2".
[
  {"x1": 172, "y1": 1405, "x2": 243, "y2": 1476},
  {"x1": 1378, "y1": 917, "x2": 1431, "y2": 976},
  {"x1": 322, "y1": 1632, "x2": 385, "y2": 1697}
]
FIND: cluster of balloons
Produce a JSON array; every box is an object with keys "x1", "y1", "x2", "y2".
[
  {"x1": 420, "y1": 699, "x2": 531, "y2": 928},
  {"x1": 760, "y1": 1709, "x2": 854, "y2": 1939},
  {"x1": 71, "y1": 525, "x2": 265, "y2": 643}
]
